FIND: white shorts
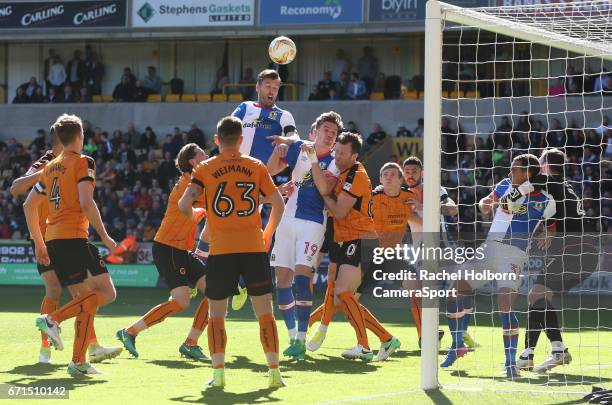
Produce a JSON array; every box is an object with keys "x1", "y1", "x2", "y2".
[
  {"x1": 457, "y1": 241, "x2": 527, "y2": 291},
  {"x1": 271, "y1": 217, "x2": 326, "y2": 270}
]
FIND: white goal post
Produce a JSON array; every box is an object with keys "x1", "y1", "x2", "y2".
[{"x1": 422, "y1": 0, "x2": 611, "y2": 390}]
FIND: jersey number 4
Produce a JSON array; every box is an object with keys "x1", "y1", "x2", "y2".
[
  {"x1": 213, "y1": 182, "x2": 256, "y2": 217},
  {"x1": 49, "y1": 177, "x2": 61, "y2": 209}
]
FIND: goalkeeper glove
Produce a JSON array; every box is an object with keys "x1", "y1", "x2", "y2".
[{"x1": 499, "y1": 182, "x2": 533, "y2": 214}]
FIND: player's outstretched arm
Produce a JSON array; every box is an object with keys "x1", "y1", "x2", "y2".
[
  {"x1": 478, "y1": 191, "x2": 496, "y2": 215},
  {"x1": 302, "y1": 143, "x2": 337, "y2": 196},
  {"x1": 78, "y1": 181, "x2": 117, "y2": 251},
  {"x1": 23, "y1": 188, "x2": 49, "y2": 265},
  {"x1": 263, "y1": 188, "x2": 285, "y2": 251},
  {"x1": 267, "y1": 143, "x2": 289, "y2": 175},
  {"x1": 441, "y1": 196, "x2": 459, "y2": 216},
  {"x1": 10, "y1": 171, "x2": 41, "y2": 197}
]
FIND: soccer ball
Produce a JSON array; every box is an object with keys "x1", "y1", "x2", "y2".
[{"x1": 268, "y1": 36, "x2": 296, "y2": 65}]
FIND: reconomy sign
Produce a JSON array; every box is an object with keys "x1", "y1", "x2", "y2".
[
  {"x1": 0, "y1": 1, "x2": 127, "y2": 29},
  {"x1": 132, "y1": 0, "x2": 254, "y2": 27},
  {"x1": 368, "y1": 0, "x2": 488, "y2": 22},
  {"x1": 260, "y1": 0, "x2": 363, "y2": 25}
]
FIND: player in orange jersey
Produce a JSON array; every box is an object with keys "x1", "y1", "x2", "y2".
[
  {"x1": 308, "y1": 161, "x2": 403, "y2": 361},
  {"x1": 13, "y1": 129, "x2": 121, "y2": 365},
  {"x1": 25, "y1": 114, "x2": 118, "y2": 377},
  {"x1": 116, "y1": 143, "x2": 211, "y2": 361},
  {"x1": 178, "y1": 116, "x2": 286, "y2": 388}
]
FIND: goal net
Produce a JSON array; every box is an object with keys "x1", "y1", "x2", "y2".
[{"x1": 421, "y1": 0, "x2": 611, "y2": 394}]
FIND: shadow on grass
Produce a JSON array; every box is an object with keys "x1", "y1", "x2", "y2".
[
  {"x1": 147, "y1": 359, "x2": 207, "y2": 370},
  {"x1": 224, "y1": 354, "x2": 380, "y2": 375},
  {"x1": 2, "y1": 363, "x2": 64, "y2": 377},
  {"x1": 425, "y1": 388, "x2": 454, "y2": 405},
  {"x1": 447, "y1": 370, "x2": 611, "y2": 385},
  {"x1": 171, "y1": 387, "x2": 282, "y2": 404}
]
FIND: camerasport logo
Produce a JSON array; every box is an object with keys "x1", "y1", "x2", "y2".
[
  {"x1": 21, "y1": 4, "x2": 65, "y2": 27},
  {"x1": 74, "y1": 2, "x2": 119, "y2": 25}
]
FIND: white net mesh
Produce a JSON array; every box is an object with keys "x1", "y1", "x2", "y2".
[{"x1": 432, "y1": 0, "x2": 611, "y2": 394}]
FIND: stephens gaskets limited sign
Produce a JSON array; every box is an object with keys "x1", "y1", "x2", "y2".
[
  {"x1": 132, "y1": 0, "x2": 254, "y2": 27},
  {"x1": 0, "y1": 1, "x2": 127, "y2": 29}
]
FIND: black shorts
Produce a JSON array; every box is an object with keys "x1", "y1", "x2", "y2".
[
  {"x1": 47, "y1": 239, "x2": 101, "y2": 287},
  {"x1": 320, "y1": 218, "x2": 334, "y2": 254},
  {"x1": 84, "y1": 242, "x2": 109, "y2": 277},
  {"x1": 31, "y1": 240, "x2": 53, "y2": 275},
  {"x1": 152, "y1": 241, "x2": 207, "y2": 291},
  {"x1": 534, "y1": 236, "x2": 599, "y2": 293},
  {"x1": 330, "y1": 239, "x2": 377, "y2": 294},
  {"x1": 205, "y1": 252, "x2": 272, "y2": 300}
]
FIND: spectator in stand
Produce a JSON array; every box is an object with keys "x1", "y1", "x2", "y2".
[
  {"x1": 134, "y1": 187, "x2": 153, "y2": 210},
  {"x1": 549, "y1": 78, "x2": 565, "y2": 96},
  {"x1": 357, "y1": 46, "x2": 379, "y2": 94},
  {"x1": 329, "y1": 88, "x2": 340, "y2": 101},
  {"x1": 125, "y1": 123, "x2": 141, "y2": 149},
  {"x1": 346, "y1": 121, "x2": 358, "y2": 134},
  {"x1": 187, "y1": 123, "x2": 206, "y2": 149},
  {"x1": 66, "y1": 50, "x2": 85, "y2": 93},
  {"x1": 12, "y1": 87, "x2": 29, "y2": 104},
  {"x1": 139, "y1": 126, "x2": 157, "y2": 150},
  {"x1": 211, "y1": 67, "x2": 229, "y2": 96},
  {"x1": 31, "y1": 87, "x2": 47, "y2": 103},
  {"x1": 84, "y1": 52, "x2": 105, "y2": 96},
  {"x1": 170, "y1": 127, "x2": 185, "y2": 155},
  {"x1": 43, "y1": 48, "x2": 56, "y2": 95},
  {"x1": 239, "y1": 67, "x2": 256, "y2": 101},
  {"x1": 317, "y1": 71, "x2": 336, "y2": 100},
  {"x1": 123, "y1": 67, "x2": 137, "y2": 85},
  {"x1": 30, "y1": 129, "x2": 47, "y2": 151},
  {"x1": 565, "y1": 66, "x2": 583, "y2": 94},
  {"x1": 413, "y1": 118, "x2": 425, "y2": 137},
  {"x1": 396, "y1": 123, "x2": 412, "y2": 137},
  {"x1": 365, "y1": 123, "x2": 387, "y2": 148},
  {"x1": 133, "y1": 80, "x2": 150, "y2": 102},
  {"x1": 47, "y1": 56, "x2": 66, "y2": 94},
  {"x1": 83, "y1": 138, "x2": 98, "y2": 158},
  {"x1": 47, "y1": 87, "x2": 59, "y2": 103},
  {"x1": 113, "y1": 74, "x2": 135, "y2": 102},
  {"x1": 143, "y1": 66, "x2": 162, "y2": 94},
  {"x1": 19, "y1": 77, "x2": 41, "y2": 99},
  {"x1": 331, "y1": 49, "x2": 352, "y2": 83},
  {"x1": 373, "y1": 72, "x2": 386, "y2": 93},
  {"x1": 61, "y1": 85, "x2": 76, "y2": 103},
  {"x1": 597, "y1": 115, "x2": 610, "y2": 136},
  {"x1": 337, "y1": 71, "x2": 350, "y2": 99},
  {"x1": 347, "y1": 72, "x2": 367, "y2": 100},
  {"x1": 79, "y1": 86, "x2": 92, "y2": 103},
  {"x1": 308, "y1": 85, "x2": 321, "y2": 101},
  {"x1": 594, "y1": 69, "x2": 611, "y2": 93}
]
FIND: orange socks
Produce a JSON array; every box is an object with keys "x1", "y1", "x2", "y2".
[
  {"x1": 309, "y1": 304, "x2": 324, "y2": 327},
  {"x1": 361, "y1": 305, "x2": 392, "y2": 343},
  {"x1": 258, "y1": 313, "x2": 279, "y2": 367},
  {"x1": 185, "y1": 298, "x2": 209, "y2": 346},
  {"x1": 141, "y1": 300, "x2": 184, "y2": 330},
  {"x1": 338, "y1": 291, "x2": 369, "y2": 349},
  {"x1": 207, "y1": 317, "x2": 226, "y2": 368},
  {"x1": 50, "y1": 291, "x2": 101, "y2": 324},
  {"x1": 72, "y1": 308, "x2": 96, "y2": 364},
  {"x1": 40, "y1": 296, "x2": 58, "y2": 347},
  {"x1": 410, "y1": 296, "x2": 422, "y2": 338}
]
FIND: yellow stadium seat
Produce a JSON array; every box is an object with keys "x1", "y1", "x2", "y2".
[
  {"x1": 181, "y1": 94, "x2": 196, "y2": 102},
  {"x1": 464, "y1": 90, "x2": 480, "y2": 98},
  {"x1": 196, "y1": 94, "x2": 210, "y2": 102},
  {"x1": 228, "y1": 93, "x2": 243, "y2": 103},
  {"x1": 102, "y1": 95, "x2": 113, "y2": 102},
  {"x1": 212, "y1": 93, "x2": 227, "y2": 102},
  {"x1": 92, "y1": 95, "x2": 103, "y2": 103},
  {"x1": 166, "y1": 94, "x2": 180, "y2": 103},
  {"x1": 147, "y1": 94, "x2": 161, "y2": 102},
  {"x1": 369, "y1": 92, "x2": 385, "y2": 100},
  {"x1": 402, "y1": 90, "x2": 419, "y2": 100}
]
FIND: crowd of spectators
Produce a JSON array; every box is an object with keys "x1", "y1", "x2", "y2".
[{"x1": 0, "y1": 121, "x2": 209, "y2": 241}]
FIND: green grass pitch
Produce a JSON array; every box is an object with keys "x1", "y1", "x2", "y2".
[{"x1": 0, "y1": 286, "x2": 610, "y2": 404}]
